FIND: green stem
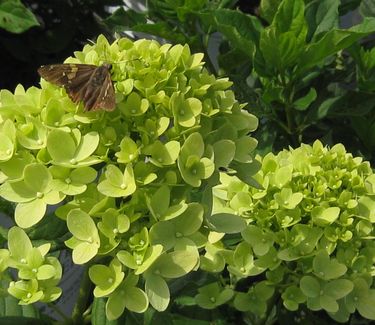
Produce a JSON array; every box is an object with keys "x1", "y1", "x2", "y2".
[
  {"x1": 0, "y1": 225, "x2": 8, "y2": 239},
  {"x1": 71, "y1": 264, "x2": 93, "y2": 324},
  {"x1": 279, "y1": 72, "x2": 299, "y2": 146}
]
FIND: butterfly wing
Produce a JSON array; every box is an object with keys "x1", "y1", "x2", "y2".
[
  {"x1": 38, "y1": 63, "x2": 116, "y2": 111},
  {"x1": 88, "y1": 73, "x2": 115, "y2": 111},
  {"x1": 38, "y1": 64, "x2": 97, "y2": 87}
]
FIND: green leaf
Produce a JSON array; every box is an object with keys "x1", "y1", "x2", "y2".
[
  {"x1": 213, "y1": 140, "x2": 235, "y2": 167},
  {"x1": 103, "y1": 7, "x2": 146, "y2": 32},
  {"x1": 132, "y1": 22, "x2": 188, "y2": 44},
  {"x1": 154, "y1": 251, "x2": 198, "y2": 278},
  {"x1": 178, "y1": 132, "x2": 214, "y2": 187},
  {"x1": 272, "y1": 166, "x2": 292, "y2": 188},
  {"x1": 104, "y1": 7, "x2": 188, "y2": 43},
  {"x1": 74, "y1": 131, "x2": 100, "y2": 161},
  {"x1": 206, "y1": 213, "x2": 246, "y2": 234},
  {"x1": 135, "y1": 245, "x2": 163, "y2": 275},
  {"x1": 260, "y1": 0, "x2": 282, "y2": 23},
  {"x1": 199, "y1": 9, "x2": 262, "y2": 57},
  {"x1": 312, "y1": 206, "x2": 340, "y2": 226},
  {"x1": 23, "y1": 163, "x2": 51, "y2": 194},
  {"x1": 313, "y1": 251, "x2": 347, "y2": 280},
  {"x1": 319, "y1": 295, "x2": 339, "y2": 313},
  {"x1": 144, "y1": 140, "x2": 180, "y2": 167},
  {"x1": 123, "y1": 286, "x2": 148, "y2": 313},
  {"x1": 300, "y1": 275, "x2": 320, "y2": 298},
  {"x1": 358, "y1": 196, "x2": 375, "y2": 222},
  {"x1": 47, "y1": 129, "x2": 76, "y2": 162},
  {"x1": 241, "y1": 225, "x2": 274, "y2": 256},
  {"x1": 282, "y1": 285, "x2": 306, "y2": 311},
  {"x1": 0, "y1": 133, "x2": 14, "y2": 162},
  {"x1": 346, "y1": 278, "x2": 375, "y2": 320},
  {"x1": 173, "y1": 203, "x2": 204, "y2": 236},
  {"x1": 7, "y1": 227, "x2": 32, "y2": 261},
  {"x1": 47, "y1": 129, "x2": 100, "y2": 167},
  {"x1": 0, "y1": 0, "x2": 39, "y2": 33},
  {"x1": 357, "y1": 290, "x2": 375, "y2": 320},
  {"x1": 305, "y1": 0, "x2": 340, "y2": 40},
  {"x1": 360, "y1": 0, "x2": 375, "y2": 18},
  {"x1": 195, "y1": 282, "x2": 233, "y2": 309},
  {"x1": 15, "y1": 199, "x2": 46, "y2": 228},
  {"x1": 293, "y1": 88, "x2": 317, "y2": 111},
  {"x1": 324, "y1": 279, "x2": 353, "y2": 300},
  {"x1": 273, "y1": 0, "x2": 306, "y2": 40},
  {"x1": 274, "y1": 188, "x2": 303, "y2": 209},
  {"x1": 90, "y1": 259, "x2": 124, "y2": 297},
  {"x1": 67, "y1": 209, "x2": 98, "y2": 241},
  {"x1": 297, "y1": 17, "x2": 375, "y2": 74},
  {"x1": 145, "y1": 274, "x2": 170, "y2": 312},
  {"x1": 119, "y1": 93, "x2": 149, "y2": 116},
  {"x1": 115, "y1": 137, "x2": 139, "y2": 164},
  {"x1": 259, "y1": 28, "x2": 303, "y2": 72},
  {"x1": 228, "y1": 241, "x2": 266, "y2": 277},
  {"x1": 171, "y1": 95, "x2": 202, "y2": 128},
  {"x1": 66, "y1": 209, "x2": 100, "y2": 264},
  {"x1": 98, "y1": 164, "x2": 136, "y2": 198},
  {"x1": 234, "y1": 137, "x2": 257, "y2": 163}
]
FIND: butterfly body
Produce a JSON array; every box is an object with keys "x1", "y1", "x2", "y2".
[{"x1": 38, "y1": 63, "x2": 115, "y2": 111}]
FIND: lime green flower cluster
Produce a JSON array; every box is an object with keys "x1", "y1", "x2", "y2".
[
  {"x1": 208, "y1": 140, "x2": 375, "y2": 322},
  {"x1": 1, "y1": 227, "x2": 62, "y2": 304},
  {"x1": 0, "y1": 35, "x2": 257, "y2": 318}
]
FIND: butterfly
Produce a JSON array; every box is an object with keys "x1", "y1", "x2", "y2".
[{"x1": 38, "y1": 63, "x2": 116, "y2": 111}]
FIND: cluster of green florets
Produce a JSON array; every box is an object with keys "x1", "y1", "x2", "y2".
[
  {"x1": 207, "y1": 140, "x2": 375, "y2": 322},
  {"x1": 0, "y1": 35, "x2": 257, "y2": 319}
]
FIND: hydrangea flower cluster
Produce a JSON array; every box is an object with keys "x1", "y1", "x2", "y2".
[
  {"x1": 208, "y1": 140, "x2": 375, "y2": 322},
  {"x1": 0, "y1": 35, "x2": 258, "y2": 319}
]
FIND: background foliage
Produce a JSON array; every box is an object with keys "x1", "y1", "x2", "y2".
[{"x1": 0, "y1": 0, "x2": 122, "y2": 91}]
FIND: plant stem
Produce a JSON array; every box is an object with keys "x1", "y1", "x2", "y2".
[
  {"x1": 71, "y1": 265, "x2": 93, "y2": 324},
  {"x1": 280, "y1": 72, "x2": 299, "y2": 146},
  {"x1": 0, "y1": 225, "x2": 8, "y2": 239}
]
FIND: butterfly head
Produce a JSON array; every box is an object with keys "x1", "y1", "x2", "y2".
[{"x1": 102, "y1": 63, "x2": 112, "y2": 71}]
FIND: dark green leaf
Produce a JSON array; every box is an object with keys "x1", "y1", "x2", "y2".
[
  {"x1": 359, "y1": 0, "x2": 375, "y2": 17},
  {"x1": 305, "y1": 0, "x2": 340, "y2": 41},
  {"x1": 132, "y1": 23, "x2": 189, "y2": 44},
  {"x1": 273, "y1": 0, "x2": 306, "y2": 40},
  {"x1": 206, "y1": 213, "x2": 247, "y2": 233},
  {"x1": 103, "y1": 7, "x2": 146, "y2": 32},
  {"x1": 297, "y1": 17, "x2": 375, "y2": 74},
  {"x1": 294, "y1": 88, "x2": 317, "y2": 111},
  {"x1": 231, "y1": 160, "x2": 262, "y2": 188},
  {"x1": 0, "y1": 0, "x2": 39, "y2": 34},
  {"x1": 199, "y1": 9, "x2": 263, "y2": 57},
  {"x1": 260, "y1": 0, "x2": 282, "y2": 23}
]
